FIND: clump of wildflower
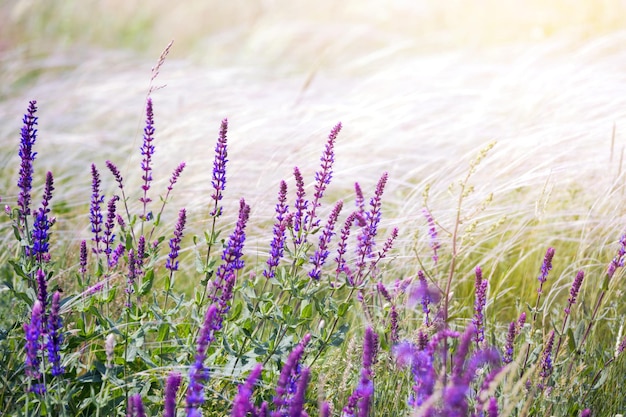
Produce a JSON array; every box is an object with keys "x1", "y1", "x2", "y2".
[
  {"x1": 90, "y1": 164, "x2": 104, "y2": 254},
  {"x1": 166, "y1": 208, "x2": 187, "y2": 271},
  {"x1": 309, "y1": 200, "x2": 343, "y2": 280},
  {"x1": 231, "y1": 364, "x2": 262, "y2": 417},
  {"x1": 422, "y1": 208, "x2": 441, "y2": 264},
  {"x1": 343, "y1": 327, "x2": 377, "y2": 417},
  {"x1": 139, "y1": 98, "x2": 156, "y2": 215},
  {"x1": 164, "y1": 371, "x2": 182, "y2": 417},
  {"x1": 210, "y1": 118, "x2": 228, "y2": 217},
  {"x1": 473, "y1": 266, "x2": 488, "y2": 346},
  {"x1": 47, "y1": 291, "x2": 64, "y2": 376},
  {"x1": 273, "y1": 334, "x2": 311, "y2": 414},
  {"x1": 17, "y1": 100, "x2": 38, "y2": 221}
]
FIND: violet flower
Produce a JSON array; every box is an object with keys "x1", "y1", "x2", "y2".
[
  {"x1": 210, "y1": 118, "x2": 228, "y2": 217},
  {"x1": 354, "y1": 182, "x2": 365, "y2": 221},
  {"x1": 126, "y1": 249, "x2": 137, "y2": 304},
  {"x1": 17, "y1": 100, "x2": 38, "y2": 220},
  {"x1": 90, "y1": 164, "x2": 104, "y2": 254},
  {"x1": 24, "y1": 300, "x2": 43, "y2": 382},
  {"x1": 539, "y1": 330, "x2": 555, "y2": 390},
  {"x1": 565, "y1": 270, "x2": 584, "y2": 315},
  {"x1": 264, "y1": 181, "x2": 289, "y2": 279},
  {"x1": 293, "y1": 166, "x2": 308, "y2": 243},
  {"x1": 320, "y1": 402, "x2": 331, "y2": 417},
  {"x1": 36, "y1": 268, "x2": 48, "y2": 315},
  {"x1": 306, "y1": 122, "x2": 341, "y2": 231},
  {"x1": 394, "y1": 339, "x2": 437, "y2": 408},
  {"x1": 273, "y1": 334, "x2": 311, "y2": 415},
  {"x1": 187, "y1": 304, "x2": 221, "y2": 416},
  {"x1": 231, "y1": 364, "x2": 263, "y2": 417},
  {"x1": 106, "y1": 160, "x2": 124, "y2": 189},
  {"x1": 110, "y1": 243, "x2": 125, "y2": 269},
  {"x1": 47, "y1": 291, "x2": 64, "y2": 376},
  {"x1": 537, "y1": 247, "x2": 555, "y2": 292},
  {"x1": 103, "y1": 195, "x2": 119, "y2": 263},
  {"x1": 168, "y1": 162, "x2": 186, "y2": 193},
  {"x1": 607, "y1": 234, "x2": 626, "y2": 279},
  {"x1": 410, "y1": 270, "x2": 441, "y2": 326},
  {"x1": 309, "y1": 200, "x2": 343, "y2": 280},
  {"x1": 164, "y1": 371, "x2": 182, "y2": 417},
  {"x1": 139, "y1": 98, "x2": 155, "y2": 214},
  {"x1": 127, "y1": 393, "x2": 146, "y2": 417},
  {"x1": 166, "y1": 208, "x2": 187, "y2": 271},
  {"x1": 335, "y1": 211, "x2": 358, "y2": 282},
  {"x1": 422, "y1": 208, "x2": 441, "y2": 264},
  {"x1": 487, "y1": 397, "x2": 498, "y2": 417},
  {"x1": 503, "y1": 321, "x2": 517, "y2": 364},
  {"x1": 580, "y1": 409, "x2": 591, "y2": 417},
  {"x1": 79, "y1": 239, "x2": 88, "y2": 276},
  {"x1": 343, "y1": 328, "x2": 377, "y2": 417},
  {"x1": 473, "y1": 266, "x2": 488, "y2": 346}
]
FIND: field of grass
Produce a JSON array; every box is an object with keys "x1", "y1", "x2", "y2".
[{"x1": 2, "y1": 1, "x2": 626, "y2": 416}]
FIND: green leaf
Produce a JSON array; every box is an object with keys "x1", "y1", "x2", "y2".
[
  {"x1": 140, "y1": 269, "x2": 155, "y2": 296},
  {"x1": 300, "y1": 302, "x2": 313, "y2": 319},
  {"x1": 338, "y1": 301, "x2": 351, "y2": 318}
]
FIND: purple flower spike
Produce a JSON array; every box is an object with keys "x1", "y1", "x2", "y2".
[
  {"x1": 487, "y1": 397, "x2": 499, "y2": 417},
  {"x1": 47, "y1": 291, "x2": 64, "y2": 376},
  {"x1": 103, "y1": 195, "x2": 119, "y2": 263},
  {"x1": 164, "y1": 371, "x2": 182, "y2": 417},
  {"x1": 537, "y1": 247, "x2": 555, "y2": 291},
  {"x1": 210, "y1": 118, "x2": 228, "y2": 217},
  {"x1": 422, "y1": 208, "x2": 441, "y2": 264},
  {"x1": 264, "y1": 181, "x2": 289, "y2": 279},
  {"x1": 106, "y1": 160, "x2": 124, "y2": 189},
  {"x1": 168, "y1": 162, "x2": 186, "y2": 193},
  {"x1": 31, "y1": 171, "x2": 54, "y2": 262},
  {"x1": 565, "y1": 270, "x2": 584, "y2": 315},
  {"x1": 187, "y1": 304, "x2": 221, "y2": 416},
  {"x1": 320, "y1": 402, "x2": 331, "y2": 417},
  {"x1": 306, "y1": 122, "x2": 341, "y2": 231},
  {"x1": 24, "y1": 300, "x2": 43, "y2": 380},
  {"x1": 289, "y1": 366, "x2": 311, "y2": 417},
  {"x1": 17, "y1": 100, "x2": 38, "y2": 220},
  {"x1": 139, "y1": 98, "x2": 156, "y2": 212},
  {"x1": 354, "y1": 182, "x2": 365, "y2": 219},
  {"x1": 36, "y1": 268, "x2": 48, "y2": 314},
  {"x1": 127, "y1": 393, "x2": 146, "y2": 417},
  {"x1": 274, "y1": 334, "x2": 311, "y2": 413},
  {"x1": 539, "y1": 330, "x2": 555, "y2": 389},
  {"x1": 580, "y1": 409, "x2": 591, "y2": 417},
  {"x1": 607, "y1": 234, "x2": 626, "y2": 279},
  {"x1": 90, "y1": 164, "x2": 105, "y2": 254},
  {"x1": 473, "y1": 266, "x2": 488, "y2": 346},
  {"x1": 344, "y1": 328, "x2": 377, "y2": 417},
  {"x1": 293, "y1": 166, "x2": 308, "y2": 242},
  {"x1": 335, "y1": 211, "x2": 358, "y2": 281},
  {"x1": 231, "y1": 364, "x2": 262, "y2": 417},
  {"x1": 79, "y1": 240, "x2": 88, "y2": 276},
  {"x1": 309, "y1": 200, "x2": 343, "y2": 280},
  {"x1": 166, "y1": 208, "x2": 187, "y2": 271},
  {"x1": 503, "y1": 321, "x2": 517, "y2": 364}
]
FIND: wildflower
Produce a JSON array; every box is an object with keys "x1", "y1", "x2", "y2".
[
  {"x1": 487, "y1": 397, "x2": 499, "y2": 417},
  {"x1": 539, "y1": 330, "x2": 555, "y2": 389},
  {"x1": 164, "y1": 371, "x2": 182, "y2": 417},
  {"x1": 309, "y1": 200, "x2": 343, "y2": 280},
  {"x1": 320, "y1": 402, "x2": 331, "y2": 417},
  {"x1": 231, "y1": 364, "x2": 262, "y2": 417},
  {"x1": 109, "y1": 243, "x2": 125, "y2": 269},
  {"x1": 394, "y1": 340, "x2": 436, "y2": 408},
  {"x1": 370, "y1": 227, "x2": 399, "y2": 272},
  {"x1": 135, "y1": 235, "x2": 146, "y2": 277},
  {"x1": 273, "y1": 334, "x2": 311, "y2": 414},
  {"x1": 335, "y1": 211, "x2": 358, "y2": 282},
  {"x1": 139, "y1": 98, "x2": 155, "y2": 212},
  {"x1": 290, "y1": 367, "x2": 311, "y2": 417},
  {"x1": 168, "y1": 162, "x2": 186, "y2": 193},
  {"x1": 105, "y1": 333, "x2": 116, "y2": 368},
  {"x1": 126, "y1": 249, "x2": 137, "y2": 302},
  {"x1": 166, "y1": 208, "x2": 187, "y2": 271},
  {"x1": 293, "y1": 166, "x2": 308, "y2": 242},
  {"x1": 473, "y1": 266, "x2": 488, "y2": 346},
  {"x1": 103, "y1": 195, "x2": 119, "y2": 262},
  {"x1": 24, "y1": 300, "x2": 43, "y2": 381},
  {"x1": 503, "y1": 321, "x2": 517, "y2": 364},
  {"x1": 422, "y1": 208, "x2": 440, "y2": 264},
  {"x1": 47, "y1": 291, "x2": 64, "y2": 376},
  {"x1": 409, "y1": 270, "x2": 441, "y2": 326},
  {"x1": 31, "y1": 171, "x2": 54, "y2": 262},
  {"x1": 187, "y1": 304, "x2": 220, "y2": 416},
  {"x1": 306, "y1": 122, "x2": 341, "y2": 230},
  {"x1": 17, "y1": 100, "x2": 38, "y2": 220},
  {"x1": 537, "y1": 247, "x2": 555, "y2": 291},
  {"x1": 607, "y1": 234, "x2": 626, "y2": 279},
  {"x1": 344, "y1": 328, "x2": 377, "y2": 417},
  {"x1": 354, "y1": 182, "x2": 365, "y2": 220},
  {"x1": 580, "y1": 410, "x2": 591, "y2": 417},
  {"x1": 36, "y1": 268, "x2": 48, "y2": 314},
  {"x1": 127, "y1": 393, "x2": 146, "y2": 417},
  {"x1": 79, "y1": 240, "x2": 88, "y2": 275},
  {"x1": 106, "y1": 160, "x2": 124, "y2": 188},
  {"x1": 565, "y1": 270, "x2": 584, "y2": 315},
  {"x1": 210, "y1": 118, "x2": 228, "y2": 217},
  {"x1": 90, "y1": 164, "x2": 104, "y2": 254},
  {"x1": 264, "y1": 181, "x2": 289, "y2": 279}
]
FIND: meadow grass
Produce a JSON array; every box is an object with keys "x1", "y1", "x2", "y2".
[{"x1": 2, "y1": 2, "x2": 626, "y2": 416}]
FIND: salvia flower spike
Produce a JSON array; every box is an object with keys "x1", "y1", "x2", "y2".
[
  {"x1": 17, "y1": 100, "x2": 38, "y2": 222},
  {"x1": 210, "y1": 118, "x2": 228, "y2": 217},
  {"x1": 139, "y1": 98, "x2": 155, "y2": 216}
]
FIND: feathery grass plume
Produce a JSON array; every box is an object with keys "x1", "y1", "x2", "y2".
[
  {"x1": 343, "y1": 327, "x2": 377, "y2": 417},
  {"x1": 306, "y1": 122, "x2": 341, "y2": 231},
  {"x1": 210, "y1": 118, "x2": 228, "y2": 217},
  {"x1": 47, "y1": 290, "x2": 64, "y2": 377},
  {"x1": 264, "y1": 181, "x2": 289, "y2": 279},
  {"x1": 473, "y1": 266, "x2": 488, "y2": 346},
  {"x1": 422, "y1": 208, "x2": 440, "y2": 265},
  {"x1": 103, "y1": 195, "x2": 119, "y2": 264},
  {"x1": 17, "y1": 100, "x2": 38, "y2": 224},
  {"x1": 139, "y1": 98, "x2": 155, "y2": 218},
  {"x1": 24, "y1": 300, "x2": 44, "y2": 390},
  {"x1": 90, "y1": 164, "x2": 104, "y2": 254},
  {"x1": 309, "y1": 200, "x2": 343, "y2": 280},
  {"x1": 30, "y1": 171, "x2": 54, "y2": 264},
  {"x1": 164, "y1": 371, "x2": 182, "y2": 417},
  {"x1": 273, "y1": 334, "x2": 311, "y2": 414},
  {"x1": 211, "y1": 199, "x2": 250, "y2": 303},
  {"x1": 127, "y1": 393, "x2": 146, "y2": 417},
  {"x1": 231, "y1": 363, "x2": 262, "y2": 417},
  {"x1": 187, "y1": 304, "x2": 220, "y2": 416},
  {"x1": 166, "y1": 208, "x2": 187, "y2": 271}
]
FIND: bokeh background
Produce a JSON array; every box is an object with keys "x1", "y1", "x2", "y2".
[{"x1": 1, "y1": 0, "x2": 626, "y2": 258}]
